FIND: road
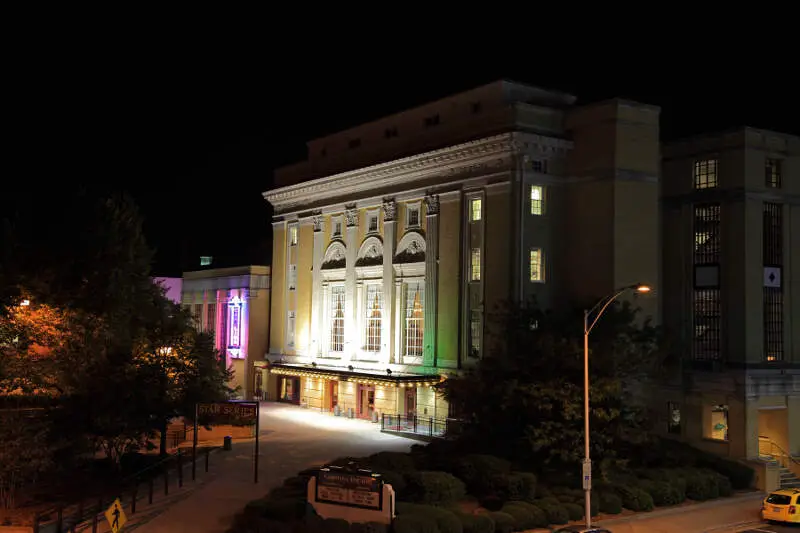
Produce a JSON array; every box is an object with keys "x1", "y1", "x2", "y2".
[{"x1": 738, "y1": 525, "x2": 799, "y2": 533}]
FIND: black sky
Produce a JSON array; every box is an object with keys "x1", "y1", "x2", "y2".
[{"x1": 7, "y1": 42, "x2": 797, "y2": 277}]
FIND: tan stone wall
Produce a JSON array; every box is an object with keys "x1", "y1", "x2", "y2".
[
  {"x1": 270, "y1": 225, "x2": 286, "y2": 353},
  {"x1": 437, "y1": 196, "x2": 461, "y2": 368},
  {"x1": 295, "y1": 223, "x2": 314, "y2": 355},
  {"x1": 245, "y1": 289, "x2": 270, "y2": 398}
]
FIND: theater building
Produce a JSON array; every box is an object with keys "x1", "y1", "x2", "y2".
[{"x1": 262, "y1": 80, "x2": 661, "y2": 421}]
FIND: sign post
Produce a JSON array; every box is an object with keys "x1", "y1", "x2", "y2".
[{"x1": 195, "y1": 401, "x2": 259, "y2": 483}]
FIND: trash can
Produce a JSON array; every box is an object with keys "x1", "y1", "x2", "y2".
[{"x1": 223, "y1": 435, "x2": 232, "y2": 451}]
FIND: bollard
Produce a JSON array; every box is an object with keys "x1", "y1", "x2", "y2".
[
  {"x1": 223, "y1": 435, "x2": 232, "y2": 451},
  {"x1": 178, "y1": 450, "x2": 183, "y2": 488},
  {"x1": 148, "y1": 477, "x2": 154, "y2": 504}
]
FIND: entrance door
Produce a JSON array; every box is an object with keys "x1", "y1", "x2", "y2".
[
  {"x1": 358, "y1": 385, "x2": 375, "y2": 419},
  {"x1": 254, "y1": 371, "x2": 263, "y2": 401},
  {"x1": 327, "y1": 381, "x2": 338, "y2": 411},
  {"x1": 405, "y1": 388, "x2": 417, "y2": 421},
  {"x1": 280, "y1": 377, "x2": 301, "y2": 404}
]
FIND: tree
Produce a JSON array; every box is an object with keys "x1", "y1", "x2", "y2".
[
  {"x1": 439, "y1": 299, "x2": 666, "y2": 468},
  {"x1": 0, "y1": 411, "x2": 53, "y2": 509}
]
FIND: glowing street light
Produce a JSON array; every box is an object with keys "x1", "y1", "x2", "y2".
[{"x1": 581, "y1": 283, "x2": 651, "y2": 528}]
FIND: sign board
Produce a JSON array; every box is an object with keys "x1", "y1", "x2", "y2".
[
  {"x1": 316, "y1": 470, "x2": 383, "y2": 510},
  {"x1": 197, "y1": 402, "x2": 258, "y2": 423},
  {"x1": 104, "y1": 498, "x2": 127, "y2": 533},
  {"x1": 764, "y1": 267, "x2": 781, "y2": 288},
  {"x1": 582, "y1": 459, "x2": 592, "y2": 490}
]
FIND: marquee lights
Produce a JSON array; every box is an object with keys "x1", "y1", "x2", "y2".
[
  {"x1": 268, "y1": 367, "x2": 442, "y2": 388},
  {"x1": 228, "y1": 295, "x2": 244, "y2": 359}
]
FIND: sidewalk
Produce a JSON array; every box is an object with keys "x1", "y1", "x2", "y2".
[{"x1": 591, "y1": 491, "x2": 765, "y2": 533}]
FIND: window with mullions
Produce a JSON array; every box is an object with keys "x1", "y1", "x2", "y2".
[
  {"x1": 404, "y1": 282, "x2": 424, "y2": 357},
  {"x1": 764, "y1": 288, "x2": 783, "y2": 362},
  {"x1": 364, "y1": 285, "x2": 382, "y2": 353},
  {"x1": 765, "y1": 159, "x2": 782, "y2": 188},
  {"x1": 694, "y1": 159, "x2": 718, "y2": 189},
  {"x1": 329, "y1": 286, "x2": 345, "y2": 353},
  {"x1": 693, "y1": 289, "x2": 721, "y2": 360},
  {"x1": 763, "y1": 203, "x2": 782, "y2": 266},
  {"x1": 694, "y1": 204, "x2": 720, "y2": 265}
]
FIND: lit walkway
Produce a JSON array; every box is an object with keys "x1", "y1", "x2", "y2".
[{"x1": 129, "y1": 402, "x2": 417, "y2": 533}]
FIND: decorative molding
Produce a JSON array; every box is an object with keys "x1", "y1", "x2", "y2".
[
  {"x1": 311, "y1": 212, "x2": 324, "y2": 232},
  {"x1": 382, "y1": 198, "x2": 396, "y2": 222},
  {"x1": 322, "y1": 241, "x2": 347, "y2": 269},
  {"x1": 357, "y1": 236, "x2": 384, "y2": 261},
  {"x1": 392, "y1": 262, "x2": 425, "y2": 279},
  {"x1": 355, "y1": 264, "x2": 383, "y2": 279},
  {"x1": 321, "y1": 268, "x2": 347, "y2": 282},
  {"x1": 345, "y1": 205, "x2": 359, "y2": 227},
  {"x1": 424, "y1": 194, "x2": 440, "y2": 216}
]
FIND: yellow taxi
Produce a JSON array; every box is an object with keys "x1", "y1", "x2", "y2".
[{"x1": 761, "y1": 488, "x2": 800, "y2": 523}]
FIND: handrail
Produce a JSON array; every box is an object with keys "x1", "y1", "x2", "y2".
[{"x1": 758, "y1": 435, "x2": 800, "y2": 468}]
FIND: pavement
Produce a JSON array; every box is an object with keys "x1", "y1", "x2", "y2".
[{"x1": 125, "y1": 402, "x2": 417, "y2": 533}]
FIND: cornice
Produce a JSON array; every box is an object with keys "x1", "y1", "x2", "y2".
[{"x1": 264, "y1": 133, "x2": 516, "y2": 212}]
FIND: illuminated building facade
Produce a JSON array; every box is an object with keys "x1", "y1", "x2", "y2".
[
  {"x1": 660, "y1": 128, "x2": 800, "y2": 465},
  {"x1": 263, "y1": 80, "x2": 661, "y2": 420},
  {"x1": 181, "y1": 266, "x2": 271, "y2": 397}
]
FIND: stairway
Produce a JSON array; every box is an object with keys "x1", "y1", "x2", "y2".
[{"x1": 778, "y1": 466, "x2": 800, "y2": 489}]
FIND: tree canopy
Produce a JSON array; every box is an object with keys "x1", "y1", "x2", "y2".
[{"x1": 439, "y1": 299, "x2": 667, "y2": 468}]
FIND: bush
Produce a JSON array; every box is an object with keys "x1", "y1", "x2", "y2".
[
  {"x1": 405, "y1": 471, "x2": 467, "y2": 505},
  {"x1": 486, "y1": 512, "x2": 515, "y2": 533},
  {"x1": 453, "y1": 455, "x2": 511, "y2": 495},
  {"x1": 563, "y1": 502, "x2": 584, "y2": 521},
  {"x1": 715, "y1": 473, "x2": 733, "y2": 497},
  {"x1": 684, "y1": 470, "x2": 719, "y2": 501},
  {"x1": 367, "y1": 451, "x2": 416, "y2": 473},
  {"x1": 638, "y1": 479, "x2": 683, "y2": 506},
  {"x1": 397, "y1": 503, "x2": 463, "y2": 533},
  {"x1": 536, "y1": 502, "x2": 569, "y2": 525},
  {"x1": 320, "y1": 518, "x2": 350, "y2": 533},
  {"x1": 454, "y1": 512, "x2": 495, "y2": 533},
  {"x1": 598, "y1": 492, "x2": 623, "y2": 514},
  {"x1": 506, "y1": 472, "x2": 536, "y2": 502},
  {"x1": 377, "y1": 470, "x2": 406, "y2": 495},
  {"x1": 479, "y1": 495, "x2": 505, "y2": 511},
  {"x1": 614, "y1": 486, "x2": 654, "y2": 512},
  {"x1": 393, "y1": 515, "x2": 437, "y2": 533},
  {"x1": 503, "y1": 502, "x2": 548, "y2": 528}
]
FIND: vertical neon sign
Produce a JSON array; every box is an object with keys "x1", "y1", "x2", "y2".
[{"x1": 228, "y1": 295, "x2": 243, "y2": 358}]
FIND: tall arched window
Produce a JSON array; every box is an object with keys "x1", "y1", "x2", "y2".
[
  {"x1": 404, "y1": 282, "x2": 424, "y2": 357},
  {"x1": 330, "y1": 286, "x2": 345, "y2": 352},
  {"x1": 365, "y1": 285, "x2": 382, "y2": 352}
]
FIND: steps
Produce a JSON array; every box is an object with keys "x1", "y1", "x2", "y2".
[{"x1": 778, "y1": 467, "x2": 800, "y2": 489}]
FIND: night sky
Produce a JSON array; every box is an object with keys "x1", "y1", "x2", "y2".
[{"x1": 7, "y1": 51, "x2": 797, "y2": 277}]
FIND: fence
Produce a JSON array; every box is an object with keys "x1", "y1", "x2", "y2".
[
  {"x1": 380, "y1": 413, "x2": 448, "y2": 438},
  {"x1": 32, "y1": 446, "x2": 218, "y2": 533}
]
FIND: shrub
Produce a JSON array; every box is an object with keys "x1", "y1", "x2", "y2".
[
  {"x1": 377, "y1": 470, "x2": 406, "y2": 495},
  {"x1": 503, "y1": 502, "x2": 548, "y2": 528},
  {"x1": 393, "y1": 515, "x2": 437, "y2": 533},
  {"x1": 486, "y1": 511, "x2": 515, "y2": 533},
  {"x1": 537, "y1": 502, "x2": 569, "y2": 525},
  {"x1": 454, "y1": 512, "x2": 496, "y2": 533},
  {"x1": 397, "y1": 503, "x2": 463, "y2": 533},
  {"x1": 614, "y1": 486, "x2": 654, "y2": 512},
  {"x1": 367, "y1": 451, "x2": 416, "y2": 473},
  {"x1": 454, "y1": 455, "x2": 512, "y2": 495},
  {"x1": 598, "y1": 492, "x2": 623, "y2": 514},
  {"x1": 506, "y1": 472, "x2": 536, "y2": 502},
  {"x1": 684, "y1": 470, "x2": 719, "y2": 501},
  {"x1": 320, "y1": 518, "x2": 350, "y2": 533},
  {"x1": 563, "y1": 502, "x2": 584, "y2": 521},
  {"x1": 479, "y1": 495, "x2": 505, "y2": 511},
  {"x1": 405, "y1": 471, "x2": 467, "y2": 505},
  {"x1": 715, "y1": 473, "x2": 733, "y2": 496},
  {"x1": 638, "y1": 479, "x2": 683, "y2": 506}
]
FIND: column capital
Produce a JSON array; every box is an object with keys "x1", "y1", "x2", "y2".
[
  {"x1": 345, "y1": 204, "x2": 359, "y2": 227},
  {"x1": 382, "y1": 198, "x2": 397, "y2": 222},
  {"x1": 424, "y1": 194, "x2": 440, "y2": 216}
]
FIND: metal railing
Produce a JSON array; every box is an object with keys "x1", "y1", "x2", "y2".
[
  {"x1": 380, "y1": 413, "x2": 448, "y2": 438},
  {"x1": 758, "y1": 435, "x2": 799, "y2": 469}
]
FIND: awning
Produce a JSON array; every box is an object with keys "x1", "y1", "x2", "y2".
[{"x1": 267, "y1": 362, "x2": 442, "y2": 388}]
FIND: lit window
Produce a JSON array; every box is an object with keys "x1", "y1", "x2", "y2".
[
  {"x1": 288, "y1": 264, "x2": 297, "y2": 291},
  {"x1": 529, "y1": 249, "x2": 544, "y2": 282},
  {"x1": 289, "y1": 226, "x2": 298, "y2": 246},
  {"x1": 367, "y1": 213, "x2": 379, "y2": 234},
  {"x1": 200, "y1": 256, "x2": 213, "y2": 266},
  {"x1": 287, "y1": 311, "x2": 296, "y2": 346},
  {"x1": 708, "y1": 405, "x2": 728, "y2": 441},
  {"x1": 407, "y1": 205, "x2": 420, "y2": 228},
  {"x1": 530, "y1": 186, "x2": 543, "y2": 215},
  {"x1": 469, "y1": 312, "x2": 481, "y2": 358},
  {"x1": 470, "y1": 248, "x2": 481, "y2": 281},
  {"x1": 694, "y1": 159, "x2": 718, "y2": 189},
  {"x1": 329, "y1": 286, "x2": 345, "y2": 353},
  {"x1": 470, "y1": 198, "x2": 482, "y2": 221},
  {"x1": 364, "y1": 285, "x2": 382, "y2": 352},
  {"x1": 404, "y1": 282, "x2": 424, "y2": 357},
  {"x1": 765, "y1": 158, "x2": 781, "y2": 188}
]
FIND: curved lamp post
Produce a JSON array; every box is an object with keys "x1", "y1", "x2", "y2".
[{"x1": 582, "y1": 283, "x2": 651, "y2": 528}]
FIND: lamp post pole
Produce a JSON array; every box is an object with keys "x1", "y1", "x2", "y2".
[{"x1": 582, "y1": 283, "x2": 651, "y2": 529}]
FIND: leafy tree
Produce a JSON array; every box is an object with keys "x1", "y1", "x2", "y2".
[
  {"x1": 440, "y1": 299, "x2": 665, "y2": 468},
  {"x1": 0, "y1": 411, "x2": 53, "y2": 509}
]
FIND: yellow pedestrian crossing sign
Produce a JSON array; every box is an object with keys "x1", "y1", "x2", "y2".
[{"x1": 104, "y1": 498, "x2": 127, "y2": 532}]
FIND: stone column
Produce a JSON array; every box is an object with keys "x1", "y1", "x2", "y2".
[
  {"x1": 394, "y1": 279, "x2": 403, "y2": 363},
  {"x1": 382, "y1": 199, "x2": 397, "y2": 364},
  {"x1": 355, "y1": 281, "x2": 364, "y2": 358},
  {"x1": 344, "y1": 205, "x2": 359, "y2": 363},
  {"x1": 321, "y1": 283, "x2": 330, "y2": 356},
  {"x1": 423, "y1": 194, "x2": 440, "y2": 367},
  {"x1": 310, "y1": 213, "x2": 324, "y2": 358}
]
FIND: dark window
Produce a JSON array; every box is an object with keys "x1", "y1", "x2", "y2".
[
  {"x1": 765, "y1": 158, "x2": 782, "y2": 188},
  {"x1": 693, "y1": 289, "x2": 721, "y2": 360},
  {"x1": 764, "y1": 289, "x2": 783, "y2": 362},
  {"x1": 424, "y1": 115, "x2": 440, "y2": 127},
  {"x1": 348, "y1": 138, "x2": 361, "y2": 149},
  {"x1": 531, "y1": 159, "x2": 548, "y2": 174},
  {"x1": 694, "y1": 204, "x2": 721, "y2": 265},
  {"x1": 763, "y1": 203, "x2": 782, "y2": 266},
  {"x1": 765, "y1": 494, "x2": 791, "y2": 505},
  {"x1": 763, "y1": 202, "x2": 783, "y2": 362}
]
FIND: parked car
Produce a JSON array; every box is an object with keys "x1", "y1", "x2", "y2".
[{"x1": 761, "y1": 488, "x2": 800, "y2": 524}]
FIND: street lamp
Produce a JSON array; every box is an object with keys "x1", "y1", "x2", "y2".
[{"x1": 582, "y1": 283, "x2": 651, "y2": 528}]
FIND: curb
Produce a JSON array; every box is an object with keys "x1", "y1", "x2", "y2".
[{"x1": 595, "y1": 491, "x2": 765, "y2": 526}]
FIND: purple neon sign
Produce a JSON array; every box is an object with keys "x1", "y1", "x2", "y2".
[{"x1": 228, "y1": 296, "x2": 243, "y2": 358}]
